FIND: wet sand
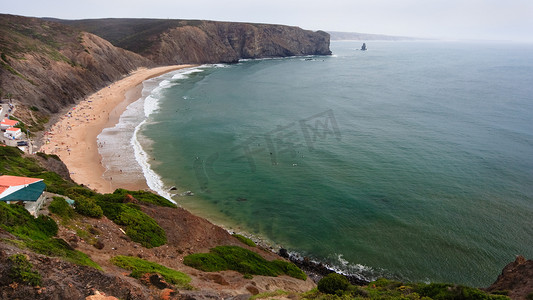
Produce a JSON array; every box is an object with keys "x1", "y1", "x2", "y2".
[{"x1": 40, "y1": 65, "x2": 195, "y2": 193}]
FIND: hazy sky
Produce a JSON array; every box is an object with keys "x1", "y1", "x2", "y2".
[{"x1": 3, "y1": 0, "x2": 533, "y2": 42}]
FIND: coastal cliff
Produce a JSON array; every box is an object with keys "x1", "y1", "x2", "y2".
[
  {"x1": 0, "y1": 14, "x2": 153, "y2": 113},
  {"x1": 53, "y1": 18, "x2": 332, "y2": 64},
  {"x1": 1, "y1": 15, "x2": 331, "y2": 113}
]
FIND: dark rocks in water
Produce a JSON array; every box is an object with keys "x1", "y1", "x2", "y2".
[
  {"x1": 236, "y1": 197, "x2": 247, "y2": 202},
  {"x1": 169, "y1": 186, "x2": 177, "y2": 191},
  {"x1": 361, "y1": 43, "x2": 367, "y2": 51},
  {"x1": 279, "y1": 248, "x2": 289, "y2": 259},
  {"x1": 278, "y1": 249, "x2": 370, "y2": 286}
]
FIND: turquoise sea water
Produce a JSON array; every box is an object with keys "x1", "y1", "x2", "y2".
[{"x1": 132, "y1": 41, "x2": 533, "y2": 286}]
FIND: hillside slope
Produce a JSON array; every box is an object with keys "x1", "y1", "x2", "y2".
[
  {"x1": 0, "y1": 14, "x2": 153, "y2": 113},
  {"x1": 53, "y1": 18, "x2": 332, "y2": 64}
]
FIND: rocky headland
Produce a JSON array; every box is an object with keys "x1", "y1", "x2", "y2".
[{"x1": 1, "y1": 14, "x2": 331, "y2": 115}]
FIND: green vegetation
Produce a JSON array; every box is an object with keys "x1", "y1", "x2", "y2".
[
  {"x1": 113, "y1": 188, "x2": 176, "y2": 207},
  {"x1": 317, "y1": 273, "x2": 350, "y2": 295},
  {"x1": 1, "y1": 146, "x2": 170, "y2": 248},
  {"x1": 27, "y1": 113, "x2": 49, "y2": 133},
  {"x1": 302, "y1": 277, "x2": 510, "y2": 300},
  {"x1": 95, "y1": 194, "x2": 166, "y2": 248},
  {"x1": 49, "y1": 196, "x2": 75, "y2": 221},
  {"x1": 0, "y1": 59, "x2": 34, "y2": 84},
  {"x1": 0, "y1": 146, "x2": 78, "y2": 194},
  {"x1": 27, "y1": 238, "x2": 100, "y2": 269},
  {"x1": 0, "y1": 201, "x2": 57, "y2": 240},
  {"x1": 36, "y1": 152, "x2": 61, "y2": 161},
  {"x1": 183, "y1": 245, "x2": 306, "y2": 280},
  {"x1": 8, "y1": 254, "x2": 41, "y2": 286},
  {"x1": 74, "y1": 197, "x2": 103, "y2": 218},
  {"x1": 0, "y1": 201, "x2": 100, "y2": 269},
  {"x1": 111, "y1": 255, "x2": 191, "y2": 289},
  {"x1": 232, "y1": 233, "x2": 256, "y2": 247}
]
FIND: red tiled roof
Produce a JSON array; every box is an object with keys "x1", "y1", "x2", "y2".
[
  {"x1": 1, "y1": 119, "x2": 19, "y2": 126},
  {"x1": 6, "y1": 127, "x2": 20, "y2": 132},
  {"x1": 0, "y1": 175, "x2": 43, "y2": 196},
  {"x1": 0, "y1": 175, "x2": 43, "y2": 187}
]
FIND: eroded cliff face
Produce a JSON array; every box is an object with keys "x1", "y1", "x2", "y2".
[
  {"x1": 151, "y1": 21, "x2": 331, "y2": 64},
  {"x1": 0, "y1": 14, "x2": 153, "y2": 113},
  {"x1": 487, "y1": 255, "x2": 533, "y2": 300},
  {"x1": 55, "y1": 18, "x2": 332, "y2": 64},
  {"x1": 1, "y1": 15, "x2": 331, "y2": 113}
]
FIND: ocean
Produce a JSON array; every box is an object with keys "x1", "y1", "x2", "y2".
[{"x1": 99, "y1": 41, "x2": 533, "y2": 286}]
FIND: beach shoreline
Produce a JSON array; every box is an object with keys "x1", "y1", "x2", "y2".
[{"x1": 40, "y1": 65, "x2": 195, "y2": 194}]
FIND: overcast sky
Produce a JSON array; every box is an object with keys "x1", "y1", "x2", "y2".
[{"x1": 3, "y1": 0, "x2": 533, "y2": 42}]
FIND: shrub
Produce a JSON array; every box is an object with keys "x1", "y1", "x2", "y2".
[
  {"x1": 183, "y1": 246, "x2": 306, "y2": 280},
  {"x1": 317, "y1": 273, "x2": 350, "y2": 295},
  {"x1": 27, "y1": 238, "x2": 100, "y2": 269},
  {"x1": 271, "y1": 260, "x2": 307, "y2": 280},
  {"x1": 111, "y1": 255, "x2": 191, "y2": 288},
  {"x1": 232, "y1": 233, "x2": 256, "y2": 247},
  {"x1": 8, "y1": 254, "x2": 41, "y2": 286},
  {"x1": 65, "y1": 186, "x2": 97, "y2": 199},
  {"x1": 0, "y1": 202, "x2": 57, "y2": 240},
  {"x1": 74, "y1": 197, "x2": 103, "y2": 218},
  {"x1": 49, "y1": 196, "x2": 74, "y2": 220},
  {"x1": 96, "y1": 195, "x2": 166, "y2": 248},
  {"x1": 416, "y1": 283, "x2": 508, "y2": 300},
  {"x1": 113, "y1": 189, "x2": 176, "y2": 207},
  {"x1": 34, "y1": 215, "x2": 59, "y2": 237},
  {"x1": 183, "y1": 252, "x2": 229, "y2": 272}
]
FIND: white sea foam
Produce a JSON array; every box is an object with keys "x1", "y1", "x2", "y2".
[
  {"x1": 98, "y1": 66, "x2": 209, "y2": 203},
  {"x1": 171, "y1": 68, "x2": 204, "y2": 80},
  {"x1": 285, "y1": 250, "x2": 378, "y2": 282},
  {"x1": 130, "y1": 66, "x2": 208, "y2": 202},
  {"x1": 131, "y1": 119, "x2": 174, "y2": 201}
]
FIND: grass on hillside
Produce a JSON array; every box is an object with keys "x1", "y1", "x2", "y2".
[
  {"x1": 0, "y1": 201, "x2": 101, "y2": 270},
  {"x1": 1, "y1": 146, "x2": 170, "y2": 248},
  {"x1": 8, "y1": 254, "x2": 42, "y2": 286},
  {"x1": 301, "y1": 276, "x2": 510, "y2": 300},
  {"x1": 232, "y1": 233, "x2": 256, "y2": 247},
  {"x1": 112, "y1": 188, "x2": 176, "y2": 207},
  {"x1": 111, "y1": 255, "x2": 191, "y2": 289},
  {"x1": 0, "y1": 146, "x2": 78, "y2": 194},
  {"x1": 94, "y1": 193, "x2": 167, "y2": 248},
  {"x1": 48, "y1": 196, "x2": 75, "y2": 222},
  {"x1": 183, "y1": 245, "x2": 306, "y2": 280}
]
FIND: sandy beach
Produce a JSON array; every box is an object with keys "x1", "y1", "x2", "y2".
[{"x1": 40, "y1": 65, "x2": 195, "y2": 193}]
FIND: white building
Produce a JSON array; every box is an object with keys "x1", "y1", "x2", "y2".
[{"x1": 4, "y1": 127, "x2": 22, "y2": 139}]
